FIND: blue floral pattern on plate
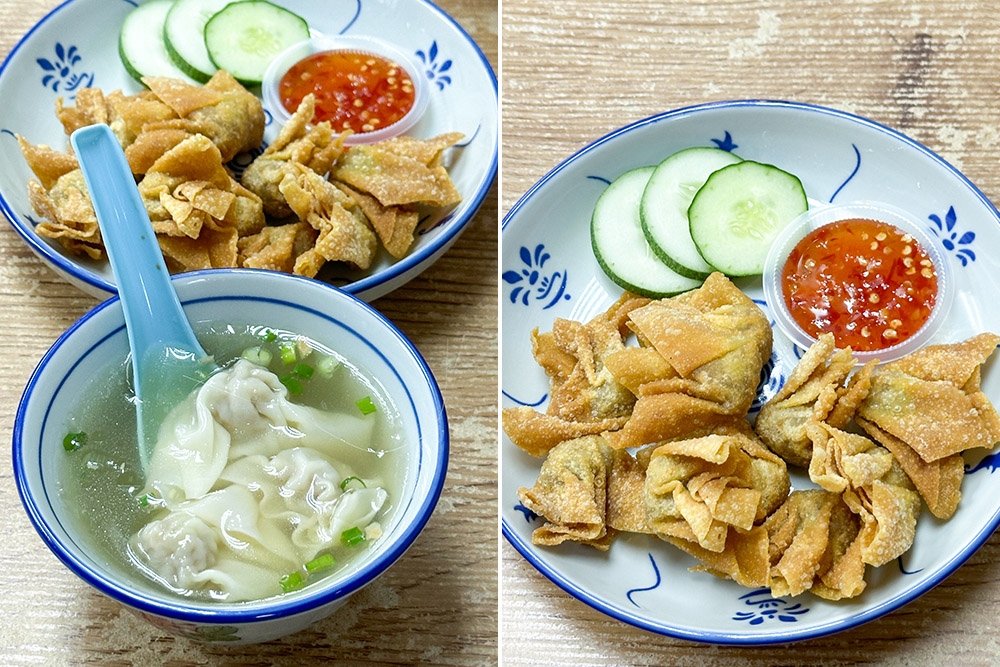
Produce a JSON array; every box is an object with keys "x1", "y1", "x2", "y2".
[
  {"x1": 37, "y1": 42, "x2": 93, "y2": 93},
  {"x1": 502, "y1": 101, "x2": 1000, "y2": 645}
]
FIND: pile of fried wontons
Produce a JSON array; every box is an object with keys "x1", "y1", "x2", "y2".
[
  {"x1": 18, "y1": 71, "x2": 463, "y2": 277},
  {"x1": 503, "y1": 272, "x2": 1000, "y2": 600}
]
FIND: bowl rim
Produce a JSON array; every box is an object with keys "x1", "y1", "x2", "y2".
[{"x1": 12, "y1": 268, "x2": 449, "y2": 624}]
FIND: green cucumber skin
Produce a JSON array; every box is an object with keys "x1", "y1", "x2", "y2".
[
  {"x1": 204, "y1": 0, "x2": 310, "y2": 87},
  {"x1": 163, "y1": 0, "x2": 235, "y2": 83},
  {"x1": 688, "y1": 160, "x2": 808, "y2": 277},
  {"x1": 591, "y1": 167, "x2": 702, "y2": 299},
  {"x1": 640, "y1": 146, "x2": 743, "y2": 280}
]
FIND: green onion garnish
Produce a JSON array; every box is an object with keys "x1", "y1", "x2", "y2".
[
  {"x1": 279, "y1": 571, "x2": 305, "y2": 593},
  {"x1": 340, "y1": 476, "x2": 367, "y2": 491},
  {"x1": 63, "y1": 431, "x2": 87, "y2": 452},
  {"x1": 241, "y1": 346, "x2": 273, "y2": 366},
  {"x1": 292, "y1": 362, "x2": 314, "y2": 379},
  {"x1": 356, "y1": 396, "x2": 377, "y2": 415},
  {"x1": 316, "y1": 356, "x2": 340, "y2": 378},
  {"x1": 305, "y1": 553, "x2": 336, "y2": 573},
  {"x1": 280, "y1": 375, "x2": 304, "y2": 395},
  {"x1": 342, "y1": 526, "x2": 366, "y2": 546},
  {"x1": 260, "y1": 328, "x2": 278, "y2": 342},
  {"x1": 137, "y1": 493, "x2": 151, "y2": 507},
  {"x1": 279, "y1": 342, "x2": 297, "y2": 365}
]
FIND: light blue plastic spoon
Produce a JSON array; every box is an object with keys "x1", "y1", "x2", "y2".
[{"x1": 71, "y1": 123, "x2": 219, "y2": 473}]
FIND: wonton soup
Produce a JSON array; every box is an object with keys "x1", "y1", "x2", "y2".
[{"x1": 56, "y1": 322, "x2": 406, "y2": 602}]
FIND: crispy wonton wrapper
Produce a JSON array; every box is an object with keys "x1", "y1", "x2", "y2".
[
  {"x1": 517, "y1": 435, "x2": 648, "y2": 550},
  {"x1": 857, "y1": 333, "x2": 1000, "y2": 463},
  {"x1": 755, "y1": 333, "x2": 874, "y2": 468},
  {"x1": 602, "y1": 273, "x2": 772, "y2": 449},
  {"x1": 502, "y1": 293, "x2": 649, "y2": 456},
  {"x1": 644, "y1": 429, "x2": 788, "y2": 555}
]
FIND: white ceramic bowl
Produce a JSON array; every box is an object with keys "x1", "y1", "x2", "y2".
[
  {"x1": 262, "y1": 35, "x2": 430, "y2": 144},
  {"x1": 762, "y1": 200, "x2": 956, "y2": 363},
  {"x1": 13, "y1": 269, "x2": 448, "y2": 644}
]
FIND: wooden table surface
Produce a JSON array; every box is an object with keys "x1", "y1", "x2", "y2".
[
  {"x1": 0, "y1": 0, "x2": 497, "y2": 664},
  {"x1": 501, "y1": 1, "x2": 1000, "y2": 665}
]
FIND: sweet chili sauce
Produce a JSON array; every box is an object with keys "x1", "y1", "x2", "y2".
[
  {"x1": 278, "y1": 50, "x2": 416, "y2": 134},
  {"x1": 781, "y1": 218, "x2": 938, "y2": 352}
]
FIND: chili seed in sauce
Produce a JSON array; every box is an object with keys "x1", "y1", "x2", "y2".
[
  {"x1": 278, "y1": 50, "x2": 416, "y2": 134},
  {"x1": 780, "y1": 218, "x2": 938, "y2": 352}
]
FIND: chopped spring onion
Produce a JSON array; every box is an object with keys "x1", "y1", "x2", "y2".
[
  {"x1": 279, "y1": 375, "x2": 304, "y2": 395},
  {"x1": 241, "y1": 346, "x2": 273, "y2": 366},
  {"x1": 259, "y1": 328, "x2": 278, "y2": 342},
  {"x1": 292, "y1": 362, "x2": 314, "y2": 379},
  {"x1": 340, "y1": 476, "x2": 367, "y2": 491},
  {"x1": 137, "y1": 493, "x2": 153, "y2": 507},
  {"x1": 63, "y1": 431, "x2": 87, "y2": 452},
  {"x1": 356, "y1": 396, "x2": 377, "y2": 415},
  {"x1": 279, "y1": 570, "x2": 305, "y2": 593},
  {"x1": 342, "y1": 526, "x2": 366, "y2": 546},
  {"x1": 279, "y1": 342, "x2": 297, "y2": 365},
  {"x1": 305, "y1": 553, "x2": 336, "y2": 573},
  {"x1": 316, "y1": 355, "x2": 340, "y2": 378}
]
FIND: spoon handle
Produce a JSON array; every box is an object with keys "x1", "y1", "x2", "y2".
[
  {"x1": 70, "y1": 124, "x2": 205, "y2": 360},
  {"x1": 71, "y1": 124, "x2": 204, "y2": 356},
  {"x1": 71, "y1": 124, "x2": 213, "y2": 471}
]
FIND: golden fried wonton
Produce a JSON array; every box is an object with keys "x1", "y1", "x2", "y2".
[
  {"x1": 857, "y1": 333, "x2": 1000, "y2": 462},
  {"x1": 755, "y1": 333, "x2": 871, "y2": 468},
  {"x1": 602, "y1": 273, "x2": 772, "y2": 449},
  {"x1": 517, "y1": 435, "x2": 646, "y2": 550},
  {"x1": 643, "y1": 429, "x2": 789, "y2": 555},
  {"x1": 502, "y1": 292, "x2": 650, "y2": 457}
]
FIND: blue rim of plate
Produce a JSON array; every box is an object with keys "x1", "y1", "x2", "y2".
[
  {"x1": 0, "y1": 0, "x2": 497, "y2": 299},
  {"x1": 13, "y1": 268, "x2": 449, "y2": 624},
  {"x1": 501, "y1": 99, "x2": 1000, "y2": 645}
]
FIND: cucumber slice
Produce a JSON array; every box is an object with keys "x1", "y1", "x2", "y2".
[
  {"x1": 204, "y1": 0, "x2": 310, "y2": 87},
  {"x1": 640, "y1": 147, "x2": 743, "y2": 279},
  {"x1": 688, "y1": 160, "x2": 808, "y2": 277},
  {"x1": 164, "y1": 0, "x2": 233, "y2": 83},
  {"x1": 119, "y1": 0, "x2": 199, "y2": 83},
  {"x1": 591, "y1": 167, "x2": 703, "y2": 298}
]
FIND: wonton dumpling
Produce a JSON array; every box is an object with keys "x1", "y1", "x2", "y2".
[
  {"x1": 754, "y1": 333, "x2": 870, "y2": 468},
  {"x1": 137, "y1": 358, "x2": 387, "y2": 602},
  {"x1": 857, "y1": 333, "x2": 1000, "y2": 463},
  {"x1": 146, "y1": 359, "x2": 374, "y2": 500},
  {"x1": 603, "y1": 273, "x2": 772, "y2": 449}
]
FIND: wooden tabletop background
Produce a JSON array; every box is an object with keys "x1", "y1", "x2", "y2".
[
  {"x1": 0, "y1": 0, "x2": 497, "y2": 664},
  {"x1": 501, "y1": 1, "x2": 1000, "y2": 665}
]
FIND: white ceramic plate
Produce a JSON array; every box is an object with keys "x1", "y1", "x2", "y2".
[
  {"x1": 501, "y1": 100, "x2": 1000, "y2": 644},
  {"x1": 0, "y1": 0, "x2": 496, "y2": 301}
]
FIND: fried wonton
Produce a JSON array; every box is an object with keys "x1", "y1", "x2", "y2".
[
  {"x1": 331, "y1": 131, "x2": 464, "y2": 208},
  {"x1": 137, "y1": 134, "x2": 264, "y2": 240},
  {"x1": 755, "y1": 333, "x2": 873, "y2": 468},
  {"x1": 517, "y1": 435, "x2": 647, "y2": 550},
  {"x1": 644, "y1": 430, "x2": 788, "y2": 555},
  {"x1": 237, "y1": 221, "x2": 319, "y2": 273},
  {"x1": 27, "y1": 170, "x2": 103, "y2": 259},
  {"x1": 279, "y1": 162, "x2": 377, "y2": 274},
  {"x1": 502, "y1": 292, "x2": 649, "y2": 457},
  {"x1": 602, "y1": 273, "x2": 772, "y2": 449},
  {"x1": 857, "y1": 333, "x2": 1000, "y2": 462},
  {"x1": 764, "y1": 489, "x2": 863, "y2": 598},
  {"x1": 240, "y1": 94, "x2": 349, "y2": 219}
]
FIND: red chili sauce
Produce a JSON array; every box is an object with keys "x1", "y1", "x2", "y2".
[
  {"x1": 781, "y1": 218, "x2": 938, "y2": 352},
  {"x1": 278, "y1": 50, "x2": 416, "y2": 135}
]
